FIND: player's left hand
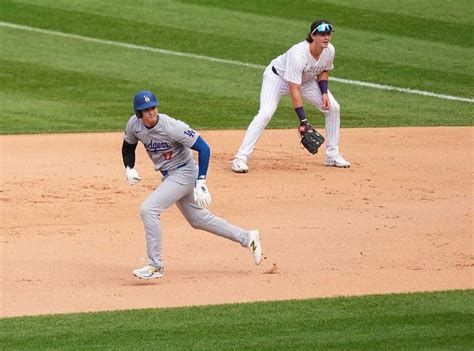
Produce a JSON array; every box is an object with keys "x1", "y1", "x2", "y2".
[
  {"x1": 322, "y1": 94, "x2": 330, "y2": 110},
  {"x1": 194, "y1": 179, "x2": 212, "y2": 208}
]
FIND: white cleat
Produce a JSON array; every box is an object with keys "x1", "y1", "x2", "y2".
[
  {"x1": 326, "y1": 154, "x2": 351, "y2": 168},
  {"x1": 232, "y1": 158, "x2": 249, "y2": 173},
  {"x1": 132, "y1": 265, "x2": 164, "y2": 280},
  {"x1": 248, "y1": 230, "x2": 263, "y2": 265}
]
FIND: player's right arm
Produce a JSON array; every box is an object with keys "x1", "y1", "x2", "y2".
[
  {"x1": 289, "y1": 82, "x2": 303, "y2": 108},
  {"x1": 284, "y1": 47, "x2": 308, "y2": 126},
  {"x1": 122, "y1": 118, "x2": 141, "y2": 185},
  {"x1": 122, "y1": 140, "x2": 137, "y2": 169},
  {"x1": 289, "y1": 82, "x2": 310, "y2": 126}
]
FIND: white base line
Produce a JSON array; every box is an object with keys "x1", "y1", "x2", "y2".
[{"x1": 1, "y1": 21, "x2": 473, "y2": 104}]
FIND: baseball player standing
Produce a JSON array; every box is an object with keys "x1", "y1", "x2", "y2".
[
  {"x1": 232, "y1": 19, "x2": 350, "y2": 173},
  {"x1": 123, "y1": 90, "x2": 263, "y2": 280}
]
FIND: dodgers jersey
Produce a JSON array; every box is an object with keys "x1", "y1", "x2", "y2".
[
  {"x1": 272, "y1": 41, "x2": 335, "y2": 85},
  {"x1": 124, "y1": 113, "x2": 199, "y2": 172}
]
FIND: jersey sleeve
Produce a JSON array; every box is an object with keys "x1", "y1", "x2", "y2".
[
  {"x1": 123, "y1": 117, "x2": 139, "y2": 144},
  {"x1": 167, "y1": 119, "x2": 200, "y2": 148},
  {"x1": 283, "y1": 48, "x2": 306, "y2": 85}
]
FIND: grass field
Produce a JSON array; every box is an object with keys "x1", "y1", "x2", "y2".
[
  {"x1": 1, "y1": 290, "x2": 473, "y2": 350},
  {"x1": 0, "y1": 0, "x2": 473, "y2": 133},
  {"x1": 1, "y1": 1, "x2": 473, "y2": 349}
]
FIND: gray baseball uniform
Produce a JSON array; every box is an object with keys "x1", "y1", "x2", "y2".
[{"x1": 124, "y1": 113, "x2": 251, "y2": 268}]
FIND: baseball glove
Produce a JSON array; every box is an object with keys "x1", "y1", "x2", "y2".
[{"x1": 299, "y1": 124, "x2": 325, "y2": 154}]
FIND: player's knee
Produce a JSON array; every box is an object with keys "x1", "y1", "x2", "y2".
[
  {"x1": 140, "y1": 203, "x2": 161, "y2": 219},
  {"x1": 187, "y1": 217, "x2": 205, "y2": 230},
  {"x1": 256, "y1": 110, "x2": 274, "y2": 124}
]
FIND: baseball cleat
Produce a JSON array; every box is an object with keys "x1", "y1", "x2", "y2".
[
  {"x1": 248, "y1": 230, "x2": 263, "y2": 265},
  {"x1": 232, "y1": 158, "x2": 249, "y2": 173},
  {"x1": 132, "y1": 265, "x2": 164, "y2": 280},
  {"x1": 325, "y1": 154, "x2": 351, "y2": 168}
]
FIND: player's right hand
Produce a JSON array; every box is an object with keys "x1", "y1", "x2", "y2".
[
  {"x1": 125, "y1": 167, "x2": 141, "y2": 185},
  {"x1": 299, "y1": 122, "x2": 312, "y2": 135}
]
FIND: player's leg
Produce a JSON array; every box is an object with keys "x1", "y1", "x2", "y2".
[
  {"x1": 176, "y1": 194, "x2": 263, "y2": 264},
  {"x1": 138, "y1": 178, "x2": 192, "y2": 270},
  {"x1": 233, "y1": 67, "x2": 288, "y2": 172},
  {"x1": 301, "y1": 82, "x2": 350, "y2": 167}
]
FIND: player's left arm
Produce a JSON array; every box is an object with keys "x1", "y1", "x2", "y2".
[
  {"x1": 170, "y1": 120, "x2": 208, "y2": 179},
  {"x1": 190, "y1": 136, "x2": 210, "y2": 180},
  {"x1": 191, "y1": 136, "x2": 212, "y2": 208},
  {"x1": 317, "y1": 70, "x2": 330, "y2": 110}
]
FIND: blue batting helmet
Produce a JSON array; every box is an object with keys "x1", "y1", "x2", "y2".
[{"x1": 133, "y1": 90, "x2": 159, "y2": 118}]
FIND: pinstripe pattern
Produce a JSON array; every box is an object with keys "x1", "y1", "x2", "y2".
[
  {"x1": 301, "y1": 82, "x2": 340, "y2": 157},
  {"x1": 235, "y1": 66, "x2": 342, "y2": 160},
  {"x1": 277, "y1": 42, "x2": 334, "y2": 85},
  {"x1": 236, "y1": 66, "x2": 289, "y2": 159}
]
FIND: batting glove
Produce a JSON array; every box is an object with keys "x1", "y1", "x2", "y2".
[
  {"x1": 125, "y1": 167, "x2": 141, "y2": 185},
  {"x1": 194, "y1": 179, "x2": 212, "y2": 208}
]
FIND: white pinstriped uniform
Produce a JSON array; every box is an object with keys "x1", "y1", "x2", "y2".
[{"x1": 235, "y1": 41, "x2": 341, "y2": 161}]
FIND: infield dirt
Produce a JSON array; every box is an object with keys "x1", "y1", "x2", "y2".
[{"x1": 1, "y1": 127, "x2": 472, "y2": 317}]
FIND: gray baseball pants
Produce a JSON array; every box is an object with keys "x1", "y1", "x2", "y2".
[{"x1": 140, "y1": 164, "x2": 250, "y2": 268}]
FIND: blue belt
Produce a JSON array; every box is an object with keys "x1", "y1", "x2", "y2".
[{"x1": 160, "y1": 162, "x2": 188, "y2": 176}]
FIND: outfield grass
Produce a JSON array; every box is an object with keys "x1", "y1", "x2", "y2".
[
  {"x1": 0, "y1": 0, "x2": 472, "y2": 133},
  {"x1": 1, "y1": 290, "x2": 472, "y2": 350}
]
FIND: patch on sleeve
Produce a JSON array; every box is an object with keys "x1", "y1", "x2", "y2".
[{"x1": 184, "y1": 129, "x2": 196, "y2": 138}]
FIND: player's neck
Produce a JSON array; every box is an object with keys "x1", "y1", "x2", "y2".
[
  {"x1": 309, "y1": 43, "x2": 323, "y2": 60},
  {"x1": 142, "y1": 115, "x2": 159, "y2": 129}
]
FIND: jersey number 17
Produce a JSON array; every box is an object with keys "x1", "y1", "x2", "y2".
[{"x1": 163, "y1": 151, "x2": 173, "y2": 160}]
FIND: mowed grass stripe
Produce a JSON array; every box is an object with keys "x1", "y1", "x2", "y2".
[
  {"x1": 1, "y1": 290, "x2": 472, "y2": 350},
  {"x1": 1, "y1": 21, "x2": 472, "y2": 104},
  {"x1": 1, "y1": 0, "x2": 473, "y2": 97},
  {"x1": 0, "y1": 58, "x2": 262, "y2": 133},
  {"x1": 1, "y1": 29, "x2": 472, "y2": 133},
  {"x1": 1, "y1": 1, "x2": 472, "y2": 133},
  {"x1": 181, "y1": 0, "x2": 473, "y2": 48}
]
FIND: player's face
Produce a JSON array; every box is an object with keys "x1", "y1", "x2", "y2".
[
  {"x1": 313, "y1": 32, "x2": 331, "y2": 48},
  {"x1": 141, "y1": 106, "x2": 158, "y2": 127}
]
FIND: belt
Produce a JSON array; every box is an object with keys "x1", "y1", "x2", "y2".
[
  {"x1": 271, "y1": 66, "x2": 279, "y2": 76},
  {"x1": 160, "y1": 162, "x2": 188, "y2": 176}
]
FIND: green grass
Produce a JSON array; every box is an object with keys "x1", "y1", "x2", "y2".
[
  {"x1": 0, "y1": 3, "x2": 473, "y2": 349},
  {"x1": 0, "y1": 0, "x2": 473, "y2": 133},
  {"x1": 1, "y1": 290, "x2": 472, "y2": 350}
]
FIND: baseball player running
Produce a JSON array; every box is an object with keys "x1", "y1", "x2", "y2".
[
  {"x1": 232, "y1": 19, "x2": 350, "y2": 173},
  {"x1": 123, "y1": 90, "x2": 263, "y2": 280}
]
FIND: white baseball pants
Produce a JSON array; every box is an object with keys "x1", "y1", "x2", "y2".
[{"x1": 235, "y1": 65, "x2": 341, "y2": 161}]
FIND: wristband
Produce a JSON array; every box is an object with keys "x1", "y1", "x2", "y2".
[
  {"x1": 318, "y1": 80, "x2": 328, "y2": 94},
  {"x1": 294, "y1": 106, "x2": 307, "y2": 125}
]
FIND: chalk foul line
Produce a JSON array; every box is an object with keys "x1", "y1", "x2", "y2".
[{"x1": 1, "y1": 21, "x2": 472, "y2": 104}]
